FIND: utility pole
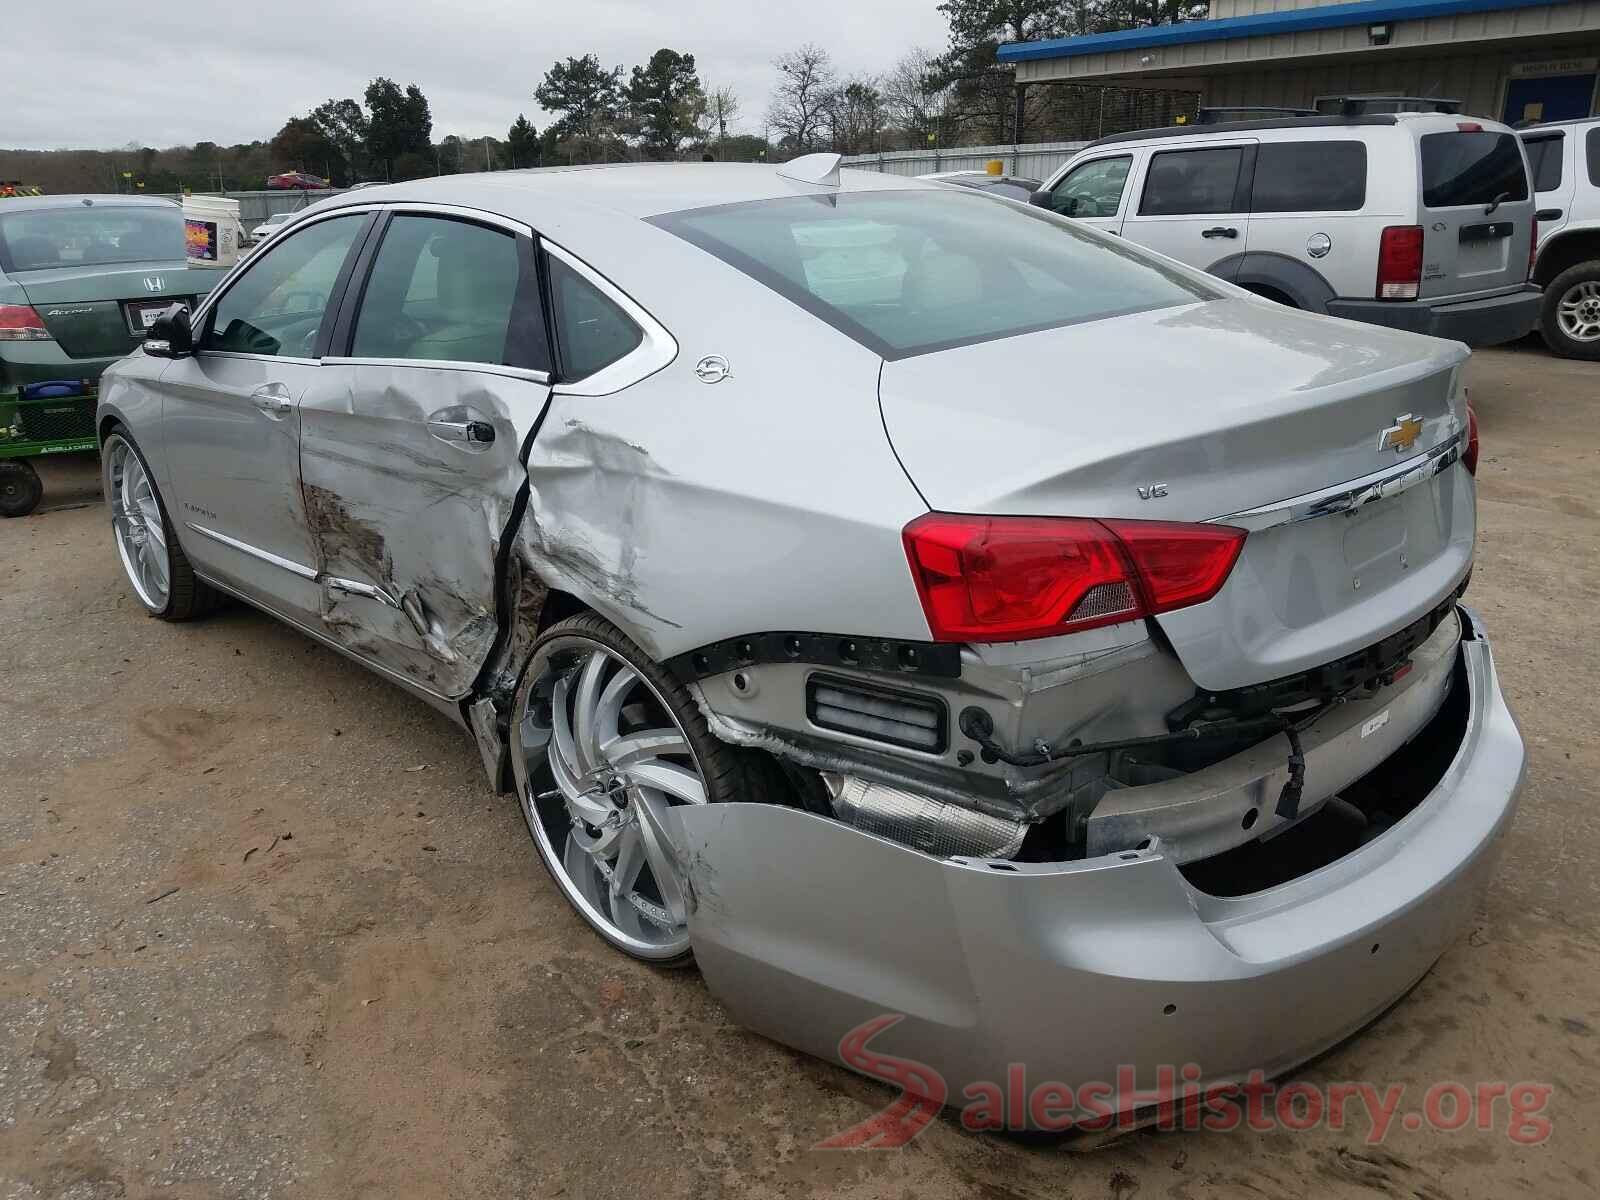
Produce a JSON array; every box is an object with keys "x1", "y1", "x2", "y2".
[{"x1": 483, "y1": 137, "x2": 492, "y2": 171}]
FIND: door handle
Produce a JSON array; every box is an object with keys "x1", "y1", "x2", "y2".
[
  {"x1": 1536, "y1": 208, "x2": 1563, "y2": 221},
  {"x1": 426, "y1": 419, "x2": 495, "y2": 444},
  {"x1": 249, "y1": 382, "x2": 294, "y2": 418},
  {"x1": 1201, "y1": 226, "x2": 1239, "y2": 239}
]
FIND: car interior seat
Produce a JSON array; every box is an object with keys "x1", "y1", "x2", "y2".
[{"x1": 404, "y1": 234, "x2": 518, "y2": 364}]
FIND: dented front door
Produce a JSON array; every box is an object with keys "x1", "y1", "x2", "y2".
[{"x1": 296, "y1": 209, "x2": 553, "y2": 698}]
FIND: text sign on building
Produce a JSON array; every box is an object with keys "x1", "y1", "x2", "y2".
[{"x1": 1510, "y1": 57, "x2": 1599, "y2": 78}]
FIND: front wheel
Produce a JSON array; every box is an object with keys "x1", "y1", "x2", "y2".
[
  {"x1": 509, "y1": 613, "x2": 776, "y2": 964},
  {"x1": 0, "y1": 460, "x2": 42, "y2": 517},
  {"x1": 102, "y1": 428, "x2": 220, "y2": 620},
  {"x1": 1540, "y1": 262, "x2": 1600, "y2": 361}
]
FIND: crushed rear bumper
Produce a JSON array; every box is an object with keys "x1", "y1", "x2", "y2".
[{"x1": 677, "y1": 607, "x2": 1523, "y2": 1128}]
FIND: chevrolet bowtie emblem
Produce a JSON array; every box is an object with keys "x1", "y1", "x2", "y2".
[{"x1": 1378, "y1": 414, "x2": 1424, "y2": 455}]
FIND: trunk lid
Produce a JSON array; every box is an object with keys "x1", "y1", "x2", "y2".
[
  {"x1": 1415, "y1": 124, "x2": 1536, "y2": 299},
  {"x1": 16, "y1": 263, "x2": 213, "y2": 357},
  {"x1": 879, "y1": 297, "x2": 1474, "y2": 689}
]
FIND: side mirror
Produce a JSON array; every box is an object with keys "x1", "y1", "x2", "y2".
[
  {"x1": 143, "y1": 304, "x2": 194, "y2": 358},
  {"x1": 1029, "y1": 187, "x2": 1053, "y2": 209}
]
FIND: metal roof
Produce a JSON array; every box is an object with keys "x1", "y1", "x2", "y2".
[{"x1": 997, "y1": 0, "x2": 1563, "y2": 62}]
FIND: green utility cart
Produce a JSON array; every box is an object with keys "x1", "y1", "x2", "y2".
[{"x1": 0, "y1": 379, "x2": 99, "y2": 516}]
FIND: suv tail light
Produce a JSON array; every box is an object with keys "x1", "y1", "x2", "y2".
[
  {"x1": 1464, "y1": 401, "x2": 1479, "y2": 475},
  {"x1": 0, "y1": 304, "x2": 52, "y2": 341},
  {"x1": 1376, "y1": 225, "x2": 1424, "y2": 300},
  {"x1": 902, "y1": 513, "x2": 1246, "y2": 643}
]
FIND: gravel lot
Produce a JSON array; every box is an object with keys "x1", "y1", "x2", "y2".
[{"x1": 1, "y1": 340, "x2": 1597, "y2": 1199}]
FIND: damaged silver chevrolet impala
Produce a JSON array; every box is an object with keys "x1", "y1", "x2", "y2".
[{"x1": 97, "y1": 154, "x2": 1524, "y2": 1127}]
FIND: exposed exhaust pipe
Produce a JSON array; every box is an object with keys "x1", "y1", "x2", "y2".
[{"x1": 821, "y1": 773, "x2": 1028, "y2": 860}]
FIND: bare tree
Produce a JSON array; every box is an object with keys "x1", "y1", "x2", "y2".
[
  {"x1": 765, "y1": 44, "x2": 838, "y2": 153},
  {"x1": 826, "y1": 77, "x2": 887, "y2": 155},
  {"x1": 706, "y1": 85, "x2": 741, "y2": 142},
  {"x1": 882, "y1": 48, "x2": 953, "y2": 150}
]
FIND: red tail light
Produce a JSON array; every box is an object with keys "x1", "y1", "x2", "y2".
[
  {"x1": 1464, "y1": 402, "x2": 1479, "y2": 475},
  {"x1": 902, "y1": 513, "x2": 1246, "y2": 643},
  {"x1": 1376, "y1": 225, "x2": 1423, "y2": 300},
  {"x1": 0, "y1": 304, "x2": 51, "y2": 341}
]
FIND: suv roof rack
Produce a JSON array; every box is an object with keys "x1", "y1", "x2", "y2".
[
  {"x1": 1195, "y1": 106, "x2": 1317, "y2": 124},
  {"x1": 1083, "y1": 114, "x2": 1396, "y2": 150},
  {"x1": 1317, "y1": 96, "x2": 1462, "y2": 116}
]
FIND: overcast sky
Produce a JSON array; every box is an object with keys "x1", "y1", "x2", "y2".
[{"x1": 7, "y1": 1, "x2": 950, "y2": 150}]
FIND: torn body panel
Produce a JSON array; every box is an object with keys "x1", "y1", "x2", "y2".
[
  {"x1": 296, "y1": 362, "x2": 549, "y2": 698},
  {"x1": 677, "y1": 620, "x2": 1523, "y2": 1128},
  {"x1": 690, "y1": 618, "x2": 1196, "y2": 823}
]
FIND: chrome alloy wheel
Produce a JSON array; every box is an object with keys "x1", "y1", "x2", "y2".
[
  {"x1": 512, "y1": 636, "x2": 705, "y2": 961},
  {"x1": 1556, "y1": 279, "x2": 1600, "y2": 343},
  {"x1": 106, "y1": 435, "x2": 171, "y2": 611}
]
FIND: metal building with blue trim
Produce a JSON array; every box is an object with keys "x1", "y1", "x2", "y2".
[{"x1": 998, "y1": 0, "x2": 1600, "y2": 125}]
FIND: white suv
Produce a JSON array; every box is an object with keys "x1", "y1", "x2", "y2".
[
  {"x1": 1035, "y1": 112, "x2": 1541, "y2": 347},
  {"x1": 1522, "y1": 118, "x2": 1600, "y2": 359}
]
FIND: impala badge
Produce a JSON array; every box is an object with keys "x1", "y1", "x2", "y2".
[{"x1": 1378, "y1": 414, "x2": 1423, "y2": 455}]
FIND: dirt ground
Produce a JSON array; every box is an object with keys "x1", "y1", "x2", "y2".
[{"x1": 1, "y1": 340, "x2": 1597, "y2": 1199}]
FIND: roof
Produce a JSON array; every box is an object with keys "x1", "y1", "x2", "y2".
[
  {"x1": 315, "y1": 162, "x2": 929, "y2": 222},
  {"x1": 1519, "y1": 116, "x2": 1600, "y2": 133},
  {"x1": 997, "y1": 0, "x2": 1563, "y2": 62},
  {"x1": 0, "y1": 194, "x2": 179, "y2": 213},
  {"x1": 1082, "y1": 114, "x2": 1397, "y2": 149}
]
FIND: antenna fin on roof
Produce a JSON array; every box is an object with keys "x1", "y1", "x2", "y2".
[{"x1": 776, "y1": 153, "x2": 843, "y2": 187}]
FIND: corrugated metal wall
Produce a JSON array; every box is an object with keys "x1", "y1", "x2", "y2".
[
  {"x1": 151, "y1": 189, "x2": 345, "y2": 226},
  {"x1": 1199, "y1": 40, "x2": 1600, "y2": 115},
  {"x1": 1210, "y1": 0, "x2": 1351, "y2": 19}
]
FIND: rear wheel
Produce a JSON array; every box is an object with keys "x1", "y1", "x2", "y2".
[
  {"x1": 102, "y1": 428, "x2": 220, "y2": 620},
  {"x1": 0, "y1": 460, "x2": 42, "y2": 518},
  {"x1": 509, "y1": 613, "x2": 777, "y2": 965},
  {"x1": 1540, "y1": 262, "x2": 1600, "y2": 361}
]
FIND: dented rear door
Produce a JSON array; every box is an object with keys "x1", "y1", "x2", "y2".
[{"x1": 298, "y1": 208, "x2": 553, "y2": 698}]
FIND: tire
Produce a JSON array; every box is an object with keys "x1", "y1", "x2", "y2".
[
  {"x1": 101, "y1": 426, "x2": 222, "y2": 620},
  {"x1": 509, "y1": 612, "x2": 780, "y2": 965},
  {"x1": 0, "y1": 460, "x2": 43, "y2": 518},
  {"x1": 1539, "y1": 261, "x2": 1600, "y2": 361}
]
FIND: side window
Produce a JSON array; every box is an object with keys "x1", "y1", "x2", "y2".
[
  {"x1": 1138, "y1": 147, "x2": 1246, "y2": 216},
  {"x1": 1048, "y1": 156, "x2": 1132, "y2": 218},
  {"x1": 1588, "y1": 128, "x2": 1600, "y2": 188},
  {"x1": 206, "y1": 214, "x2": 365, "y2": 357},
  {"x1": 351, "y1": 215, "x2": 524, "y2": 366},
  {"x1": 1522, "y1": 136, "x2": 1564, "y2": 193},
  {"x1": 1251, "y1": 141, "x2": 1367, "y2": 211},
  {"x1": 547, "y1": 254, "x2": 643, "y2": 381}
]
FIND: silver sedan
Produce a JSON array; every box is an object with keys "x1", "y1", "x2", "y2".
[{"x1": 97, "y1": 155, "x2": 1524, "y2": 1130}]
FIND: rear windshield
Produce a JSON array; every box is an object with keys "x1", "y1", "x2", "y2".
[
  {"x1": 1521, "y1": 135, "x2": 1563, "y2": 192},
  {"x1": 1420, "y1": 131, "x2": 1529, "y2": 209},
  {"x1": 651, "y1": 190, "x2": 1215, "y2": 359},
  {"x1": 0, "y1": 204, "x2": 184, "y2": 271}
]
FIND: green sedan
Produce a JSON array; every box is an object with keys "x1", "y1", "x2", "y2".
[{"x1": 0, "y1": 195, "x2": 221, "y2": 515}]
